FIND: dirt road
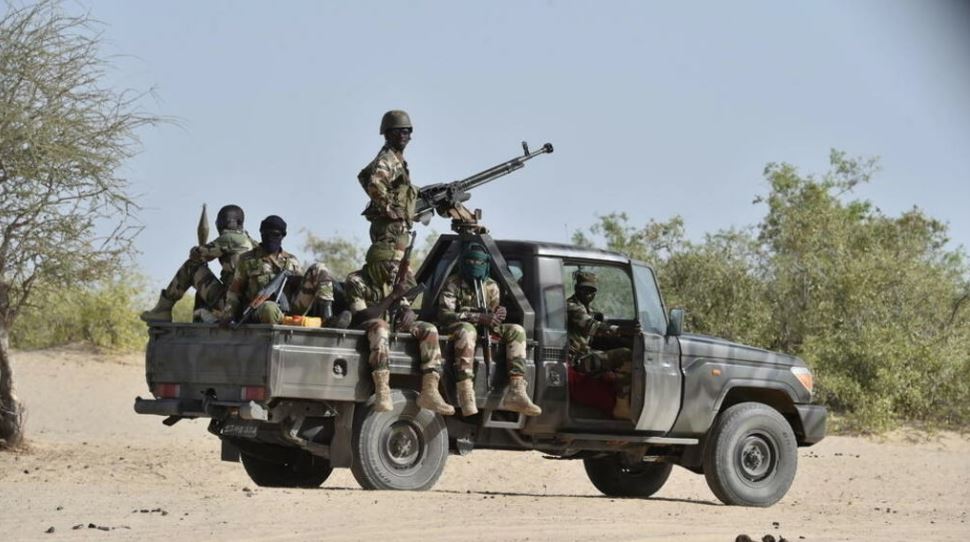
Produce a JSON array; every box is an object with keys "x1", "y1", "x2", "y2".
[{"x1": 1, "y1": 347, "x2": 967, "y2": 541}]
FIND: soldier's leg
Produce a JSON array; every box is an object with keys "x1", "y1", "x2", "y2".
[
  {"x1": 191, "y1": 265, "x2": 225, "y2": 310},
  {"x1": 141, "y1": 258, "x2": 205, "y2": 322},
  {"x1": 449, "y1": 323, "x2": 478, "y2": 415},
  {"x1": 606, "y1": 348, "x2": 633, "y2": 419},
  {"x1": 292, "y1": 263, "x2": 335, "y2": 320},
  {"x1": 496, "y1": 323, "x2": 541, "y2": 416},
  {"x1": 411, "y1": 321, "x2": 454, "y2": 415},
  {"x1": 255, "y1": 301, "x2": 284, "y2": 324},
  {"x1": 366, "y1": 319, "x2": 393, "y2": 412}
]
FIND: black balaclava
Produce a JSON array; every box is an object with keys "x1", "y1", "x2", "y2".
[{"x1": 259, "y1": 215, "x2": 287, "y2": 253}]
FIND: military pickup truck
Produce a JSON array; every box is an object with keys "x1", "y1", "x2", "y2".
[{"x1": 135, "y1": 233, "x2": 826, "y2": 507}]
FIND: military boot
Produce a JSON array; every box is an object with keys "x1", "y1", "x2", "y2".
[
  {"x1": 498, "y1": 375, "x2": 542, "y2": 417},
  {"x1": 371, "y1": 369, "x2": 393, "y2": 412},
  {"x1": 140, "y1": 290, "x2": 178, "y2": 323},
  {"x1": 456, "y1": 378, "x2": 478, "y2": 416},
  {"x1": 416, "y1": 372, "x2": 455, "y2": 416}
]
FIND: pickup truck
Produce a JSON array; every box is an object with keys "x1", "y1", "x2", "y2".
[{"x1": 135, "y1": 233, "x2": 826, "y2": 507}]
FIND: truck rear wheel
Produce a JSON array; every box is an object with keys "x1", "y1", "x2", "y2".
[
  {"x1": 351, "y1": 389, "x2": 448, "y2": 491},
  {"x1": 583, "y1": 454, "x2": 673, "y2": 498},
  {"x1": 239, "y1": 445, "x2": 333, "y2": 488},
  {"x1": 703, "y1": 402, "x2": 797, "y2": 507}
]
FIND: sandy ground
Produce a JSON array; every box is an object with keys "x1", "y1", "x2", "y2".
[{"x1": 1, "y1": 347, "x2": 968, "y2": 542}]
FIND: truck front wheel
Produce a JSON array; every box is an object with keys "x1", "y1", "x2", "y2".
[
  {"x1": 239, "y1": 445, "x2": 333, "y2": 488},
  {"x1": 583, "y1": 454, "x2": 673, "y2": 498},
  {"x1": 351, "y1": 389, "x2": 448, "y2": 491},
  {"x1": 703, "y1": 402, "x2": 797, "y2": 507}
]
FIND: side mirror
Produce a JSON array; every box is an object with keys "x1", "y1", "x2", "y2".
[{"x1": 666, "y1": 308, "x2": 684, "y2": 337}]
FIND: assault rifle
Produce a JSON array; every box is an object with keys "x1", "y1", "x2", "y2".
[
  {"x1": 414, "y1": 141, "x2": 554, "y2": 228},
  {"x1": 473, "y1": 279, "x2": 493, "y2": 391},
  {"x1": 234, "y1": 270, "x2": 292, "y2": 328}
]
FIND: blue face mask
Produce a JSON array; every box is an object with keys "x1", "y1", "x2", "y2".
[{"x1": 461, "y1": 254, "x2": 490, "y2": 281}]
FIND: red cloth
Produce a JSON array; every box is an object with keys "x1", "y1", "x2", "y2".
[{"x1": 567, "y1": 366, "x2": 616, "y2": 414}]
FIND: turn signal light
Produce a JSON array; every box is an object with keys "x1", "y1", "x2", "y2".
[
  {"x1": 790, "y1": 367, "x2": 814, "y2": 395},
  {"x1": 154, "y1": 383, "x2": 180, "y2": 399},
  {"x1": 241, "y1": 386, "x2": 266, "y2": 401}
]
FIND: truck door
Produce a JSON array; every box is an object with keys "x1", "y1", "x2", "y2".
[{"x1": 630, "y1": 264, "x2": 682, "y2": 432}]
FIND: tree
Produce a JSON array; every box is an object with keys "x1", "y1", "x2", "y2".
[{"x1": 0, "y1": 1, "x2": 160, "y2": 448}]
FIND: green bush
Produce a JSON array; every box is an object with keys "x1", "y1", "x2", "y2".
[{"x1": 11, "y1": 273, "x2": 151, "y2": 352}]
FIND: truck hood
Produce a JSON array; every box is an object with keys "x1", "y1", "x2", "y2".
[{"x1": 678, "y1": 333, "x2": 804, "y2": 368}]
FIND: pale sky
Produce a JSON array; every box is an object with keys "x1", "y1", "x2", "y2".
[{"x1": 67, "y1": 0, "x2": 970, "y2": 283}]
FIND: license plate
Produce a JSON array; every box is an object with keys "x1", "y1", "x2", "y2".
[{"x1": 220, "y1": 420, "x2": 259, "y2": 438}]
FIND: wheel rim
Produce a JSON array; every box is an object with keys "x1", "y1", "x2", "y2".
[
  {"x1": 382, "y1": 420, "x2": 424, "y2": 470},
  {"x1": 736, "y1": 432, "x2": 776, "y2": 483}
]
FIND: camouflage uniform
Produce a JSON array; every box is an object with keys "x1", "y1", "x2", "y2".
[
  {"x1": 358, "y1": 145, "x2": 417, "y2": 251},
  {"x1": 438, "y1": 274, "x2": 529, "y2": 379},
  {"x1": 225, "y1": 245, "x2": 334, "y2": 324},
  {"x1": 165, "y1": 229, "x2": 253, "y2": 309},
  {"x1": 566, "y1": 271, "x2": 632, "y2": 417},
  {"x1": 345, "y1": 243, "x2": 454, "y2": 415},
  {"x1": 344, "y1": 268, "x2": 441, "y2": 374}
]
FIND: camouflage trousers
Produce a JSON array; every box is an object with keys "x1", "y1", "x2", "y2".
[
  {"x1": 446, "y1": 322, "x2": 528, "y2": 380},
  {"x1": 574, "y1": 347, "x2": 632, "y2": 399},
  {"x1": 368, "y1": 217, "x2": 411, "y2": 251},
  {"x1": 364, "y1": 319, "x2": 442, "y2": 373},
  {"x1": 163, "y1": 258, "x2": 226, "y2": 309},
  {"x1": 250, "y1": 263, "x2": 335, "y2": 324}
]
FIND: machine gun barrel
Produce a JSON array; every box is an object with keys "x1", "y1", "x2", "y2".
[{"x1": 414, "y1": 141, "x2": 553, "y2": 223}]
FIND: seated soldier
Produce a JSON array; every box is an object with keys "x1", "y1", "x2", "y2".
[
  {"x1": 141, "y1": 204, "x2": 253, "y2": 322},
  {"x1": 567, "y1": 270, "x2": 633, "y2": 419},
  {"x1": 344, "y1": 242, "x2": 454, "y2": 415},
  {"x1": 437, "y1": 242, "x2": 542, "y2": 417},
  {"x1": 223, "y1": 215, "x2": 335, "y2": 325}
]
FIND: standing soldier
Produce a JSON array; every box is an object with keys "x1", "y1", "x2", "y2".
[
  {"x1": 224, "y1": 215, "x2": 335, "y2": 325},
  {"x1": 141, "y1": 204, "x2": 253, "y2": 323},
  {"x1": 344, "y1": 242, "x2": 454, "y2": 416},
  {"x1": 358, "y1": 110, "x2": 417, "y2": 252},
  {"x1": 437, "y1": 242, "x2": 542, "y2": 417},
  {"x1": 566, "y1": 270, "x2": 633, "y2": 418}
]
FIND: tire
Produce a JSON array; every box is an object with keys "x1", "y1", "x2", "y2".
[
  {"x1": 703, "y1": 402, "x2": 798, "y2": 507},
  {"x1": 351, "y1": 389, "x2": 448, "y2": 491},
  {"x1": 583, "y1": 454, "x2": 673, "y2": 498},
  {"x1": 240, "y1": 446, "x2": 333, "y2": 488}
]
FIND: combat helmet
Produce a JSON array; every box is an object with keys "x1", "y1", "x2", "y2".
[
  {"x1": 574, "y1": 270, "x2": 598, "y2": 290},
  {"x1": 380, "y1": 110, "x2": 413, "y2": 135}
]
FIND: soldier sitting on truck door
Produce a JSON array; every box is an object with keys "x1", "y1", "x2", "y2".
[
  {"x1": 566, "y1": 270, "x2": 633, "y2": 419},
  {"x1": 222, "y1": 215, "x2": 336, "y2": 325},
  {"x1": 344, "y1": 242, "x2": 455, "y2": 416},
  {"x1": 141, "y1": 204, "x2": 254, "y2": 323},
  {"x1": 437, "y1": 242, "x2": 542, "y2": 417}
]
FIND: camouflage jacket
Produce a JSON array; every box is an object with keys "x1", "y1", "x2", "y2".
[
  {"x1": 192, "y1": 229, "x2": 255, "y2": 285},
  {"x1": 344, "y1": 268, "x2": 415, "y2": 321},
  {"x1": 225, "y1": 245, "x2": 303, "y2": 316},
  {"x1": 566, "y1": 295, "x2": 612, "y2": 357},
  {"x1": 358, "y1": 145, "x2": 417, "y2": 222},
  {"x1": 437, "y1": 274, "x2": 501, "y2": 330}
]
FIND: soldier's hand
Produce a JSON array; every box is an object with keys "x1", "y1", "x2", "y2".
[
  {"x1": 592, "y1": 311, "x2": 605, "y2": 322},
  {"x1": 189, "y1": 246, "x2": 204, "y2": 261},
  {"x1": 607, "y1": 325, "x2": 621, "y2": 336},
  {"x1": 390, "y1": 280, "x2": 408, "y2": 298},
  {"x1": 493, "y1": 305, "x2": 507, "y2": 325},
  {"x1": 385, "y1": 203, "x2": 405, "y2": 220},
  {"x1": 396, "y1": 308, "x2": 417, "y2": 332}
]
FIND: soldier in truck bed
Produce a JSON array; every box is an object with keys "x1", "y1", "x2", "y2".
[
  {"x1": 141, "y1": 204, "x2": 253, "y2": 323},
  {"x1": 223, "y1": 215, "x2": 336, "y2": 325},
  {"x1": 566, "y1": 270, "x2": 633, "y2": 419},
  {"x1": 344, "y1": 242, "x2": 454, "y2": 416},
  {"x1": 437, "y1": 242, "x2": 542, "y2": 417},
  {"x1": 357, "y1": 110, "x2": 417, "y2": 252}
]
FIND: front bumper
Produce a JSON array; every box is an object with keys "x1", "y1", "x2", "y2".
[
  {"x1": 133, "y1": 396, "x2": 268, "y2": 421},
  {"x1": 795, "y1": 404, "x2": 827, "y2": 446}
]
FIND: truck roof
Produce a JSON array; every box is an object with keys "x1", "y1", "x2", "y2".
[{"x1": 439, "y1": 234, "x2": 631, "y2": 264}]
